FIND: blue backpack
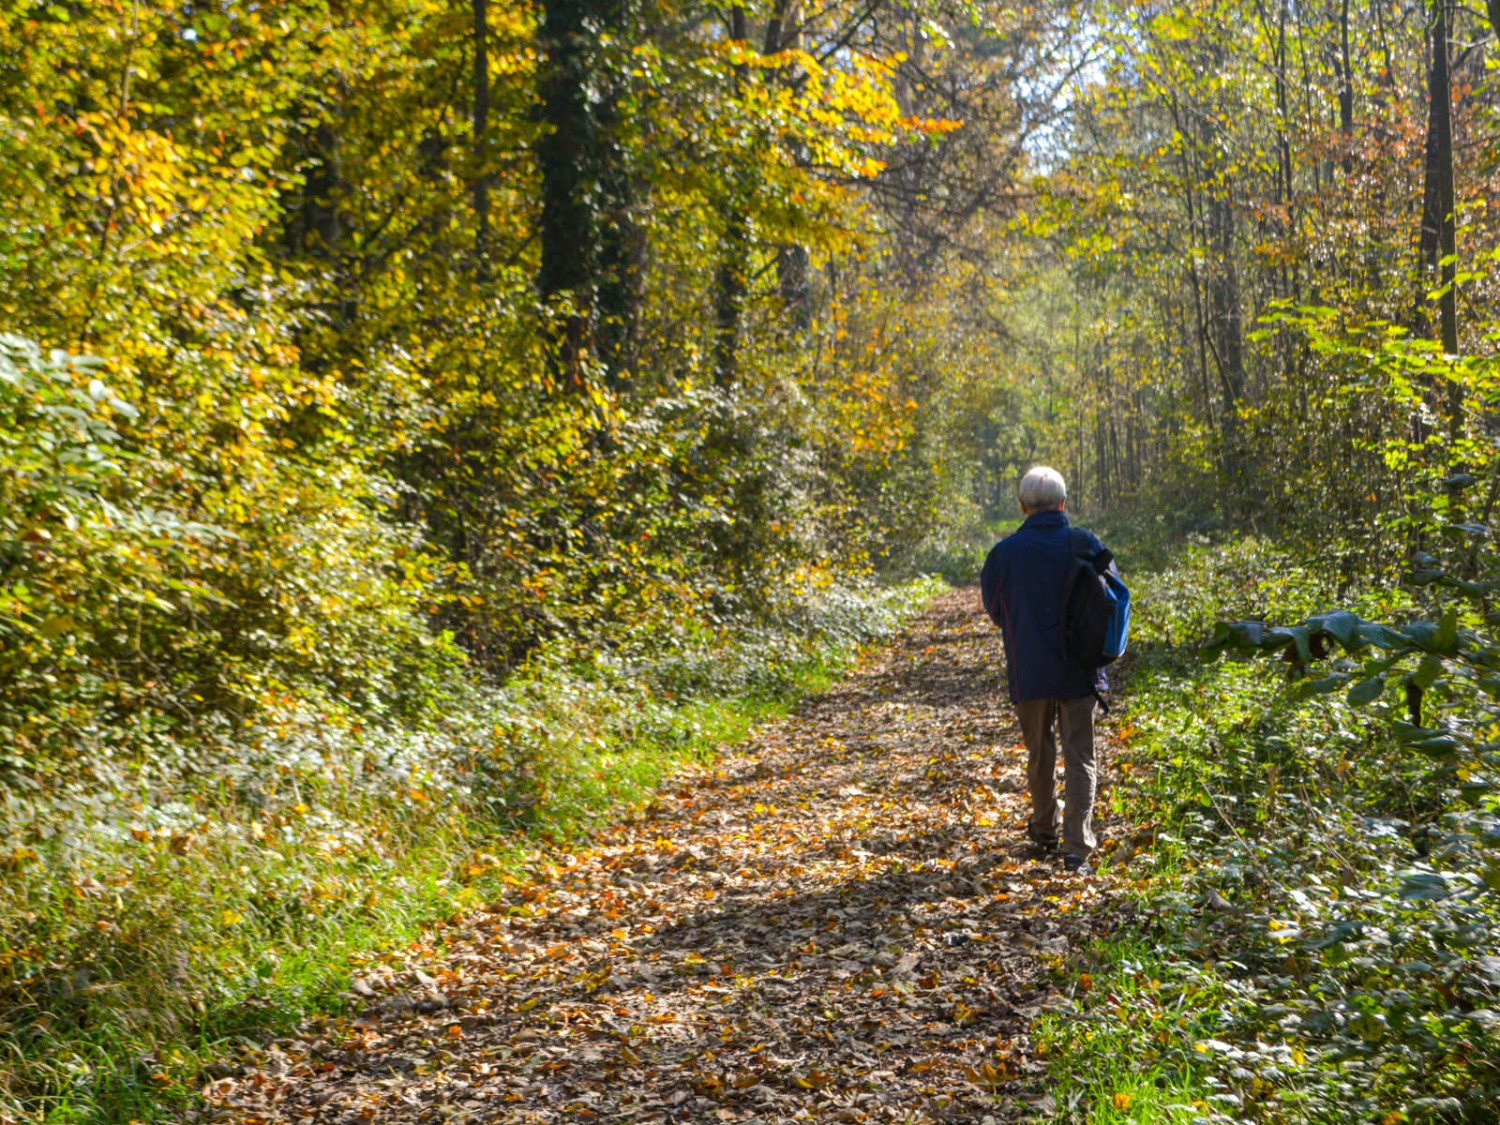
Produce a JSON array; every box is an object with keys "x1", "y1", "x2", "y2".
[{"x1": 1061, "y1": 530, "x2": 1130, "y2": 669}]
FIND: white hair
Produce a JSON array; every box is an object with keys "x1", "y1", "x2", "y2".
[{"x1": 1018, "y1": 465, "x2": 1067, "y2": 511}]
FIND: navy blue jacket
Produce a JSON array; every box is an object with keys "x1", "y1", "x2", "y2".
[{"x1": 980, "y1": 509, "x2": 1112, "y2": 703}]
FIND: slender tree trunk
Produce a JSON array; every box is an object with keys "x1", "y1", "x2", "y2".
[
  {"x1": 1256, "y1": 0, "x2": 1296, "y2": 306},
  {"x1": 1094, "y1": 411, "x2": 1110, "y2": 508},
  {"x1": 1371, "y1": 0, "x2": 1393, "y2": 91},
  {"x1": 1196, "y1": 50, "x2": 1245, "y2": 425},
  {"x1": 713, "y1": 6, "x2": 751, "y2": 387},
  {"x1": 1338, "y1": 0, "x2": 1354, "y2": 169},
  {"x1": 1277, "y1": 2, "x2": 1292, "y2": 209},
  {"x1": 472, "y1": 0, "x2": 491, "y2": 276},
  {"x1": 539, "y1": 0, "x2": 608, "y2": 379},
  {"x1": 1166, "y1": 92, "x2": 1219, "y2": 455},
  {"x1": 1434, "y1": 5, "x2": 1458, "y2": 360},
  {"x1": 1208, "y1": 189, "x2": 1245, "y2": 409},
  {"x1": 766, "y1": 1, "x2": 811, "y2": 328},
  {"x1": 1418, "y1": 0, "x2": 1458, "y2": 357}
]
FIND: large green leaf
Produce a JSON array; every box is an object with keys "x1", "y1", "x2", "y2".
[
  {"x1": 1399, "y1": 621, "x2": 1448, "y2": 652},
  {"x1": 1410, "y1": 652, "x2": 1446, "y2": 690},
  {"x1": 1399, "y1": 872, "x2": 1455, "y2": 901},
  {"x1": 1393, "y1": 722, "x2": 1445, "y2": 744},
  {"x1": 1296, "y1": 673, "x2": 1349, "y2": 699},
  {"x1": 1356, "y1": 622, "x2": 1412, "y2": 650},
  {"x1": 1407, "y1": 734, "x2": 1463, "y2": 758},
  {"x1": 1308, "y1": 610, "x2": 1365, "y2": 651},
  {"x1": 1207, "y1": 619, "x2": 1284, "y2": 653}
]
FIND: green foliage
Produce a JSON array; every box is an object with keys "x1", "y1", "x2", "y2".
[
  {"x1": 1010, "y1": 0, "x2": 1500, "y2": 553},
  {"x1": 0, "y1": 334, "x2": 223, "y2": 724},
  {"x1": 1057, "y1": 538, "x2": 1499, "y2": 1124},
  {"x1": 0, "y1": 1, "x2": 997, "y2": 1112},
  {"x1": 0, "y1": 326, "x2": 463, "y2": 743}
]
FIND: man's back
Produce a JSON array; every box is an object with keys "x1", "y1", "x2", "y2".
[{"x1": 980, "y1": 509, "x2": 1109, "y2": 703}]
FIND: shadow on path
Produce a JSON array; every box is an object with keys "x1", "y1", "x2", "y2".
[{"x1": 201, "y1": 590, "x2": 1124, "y2": 1125}]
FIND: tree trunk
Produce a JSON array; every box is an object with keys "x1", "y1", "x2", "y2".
[
  {"x1": 1208, "y1": 189, "x2": 1245, "y2": 410},
  {"x1": 538, "y1": 0, "x2": 603, "y2": 379},
  {"x1": 1338, "y1": 0, "x2": 1354, "y2": 172},
  {"x1": 763, "y1": 0, "x2": 792, "y2": 54},
  {"x1": 713, "y1": 6, "x2": 751, "y2": 387},
  {"x1": 472, "y1": 0, "x2": 491, "y2": 276},
  {"x1": 1434, "y1": 2, "x2": 1458, "y2": 360},
  {"x1": 1418, "y1": 0, "x2": 1458, "y2": 357},
  {"x1": 766, "y1": 1, "x2": 811, "y2": 328}
]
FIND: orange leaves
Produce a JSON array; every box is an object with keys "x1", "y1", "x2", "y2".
[
  {"x1": 906, "y1": 114, "x2": 964, "y2": 137},
  {"x1": 964, "y1": 1057, "x2": 1014, "y2": 1086},
  {"x1": 198, "y1": 591, "x2": 1127, "y2": 1122},
  {"x1": 791, "y1": 1067, "x2": 833, "y2": 1089},
  {"x1": 67, "y1": 108, "x2": 270, "y2": 256}
]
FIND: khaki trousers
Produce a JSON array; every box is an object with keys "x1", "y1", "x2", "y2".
[{"x1": 1015, "y1": 695, "x2": 1098, "y2": 859}]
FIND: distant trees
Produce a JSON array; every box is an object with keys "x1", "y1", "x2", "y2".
[{"x1": 1024, "y1": 0, "x2": 1500, "y2": 564}]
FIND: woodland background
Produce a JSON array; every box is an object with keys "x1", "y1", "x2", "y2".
[{"x1": 3, "y1": 0, "x2": 1500, "y2": 1120}]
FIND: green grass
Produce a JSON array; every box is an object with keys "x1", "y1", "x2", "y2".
[{"x1": 1034, "y1": 937, "x2": 1226, "y2": 1123}]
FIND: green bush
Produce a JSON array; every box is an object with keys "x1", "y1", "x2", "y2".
[
  {"x1": 1048, "y1": 537, "x2": 1499, "y2": 1123},
  {"x1": 0, "y1": 458, "x2": 943, "y2": 1125}
]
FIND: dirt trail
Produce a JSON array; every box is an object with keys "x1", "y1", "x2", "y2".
[{"x1": 202, "y1": 589, "x2": 1124, "y2": 1124}]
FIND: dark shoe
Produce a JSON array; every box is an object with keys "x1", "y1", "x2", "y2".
[
  {"x1": 1064, "y1": 854, "x2": 1092, "y2": 876},
  {"x1": 1026, "y1": 824, "x2": 1059, "y2": 854}
]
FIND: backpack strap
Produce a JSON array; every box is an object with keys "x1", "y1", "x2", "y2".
[{"x1": 1069, "y1": 528, "x2": 1113, "y2": 575}]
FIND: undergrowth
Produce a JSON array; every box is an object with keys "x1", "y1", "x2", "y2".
[
  {"x1": 0, "y1": 575, "x2": 946, "y2": 1124},
  {"x1": 1038, "y1": 537, "x2": 1499, "y2": 1124}
]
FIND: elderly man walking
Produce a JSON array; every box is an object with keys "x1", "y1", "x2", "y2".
[{"x1": 979, "y1": 466, "x2": 1116, "y2": 876}]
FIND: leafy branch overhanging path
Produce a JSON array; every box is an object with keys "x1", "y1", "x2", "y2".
[{"x1": 202, "y1": 591, "x2": 1126, "y2": 1124}]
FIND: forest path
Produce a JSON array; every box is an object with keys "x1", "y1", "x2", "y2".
[{"x1": 202, "y1": 589, "x2": 1126, "y2": 1125}]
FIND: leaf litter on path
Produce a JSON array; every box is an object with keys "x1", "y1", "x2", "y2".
[{"x1": 199, "y1": 590, "x2": 1130, "y2": 1124}]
